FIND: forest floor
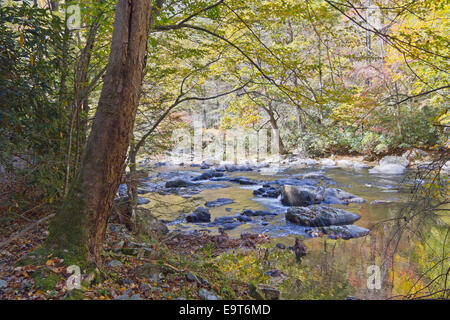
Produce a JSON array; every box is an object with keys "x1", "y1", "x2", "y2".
[{"x1": 0, "y1": 207, "x2": 276, "y2": 300}]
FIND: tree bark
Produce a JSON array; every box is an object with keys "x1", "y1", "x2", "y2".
[{"x1": 47, "y1": 0, "x2": 155, "y2": 265}]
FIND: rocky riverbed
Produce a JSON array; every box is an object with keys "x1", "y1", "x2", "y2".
[{"x1": 115, "y1": 155, "x2": 432, "y2": 241}]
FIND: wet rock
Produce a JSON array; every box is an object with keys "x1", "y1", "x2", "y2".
[
  {"x1": 272, "y1": 178, "x2": 317, "y2": 187},
  {"x1": 323, "y1": 188, "x2": 365, "y2": 204},
  {"x1": 317, "y1": 225, "x2": 370, "y2": 240},
  {"x1": 241, "y1": 209, "x2": 276, "y2": 216},
  {"x1": 281, "y1": 185, "x2": 323, "y2": 206},
  {"x1": 297, "y1": 172, "x2": 328, "y2": 180},
  {"x1": 253, "y1": 185, "x2": 280, "y2": 198},
  {"x1": 237, "y1": 215, "x2": 252, "y2": 222},
  {"x1": 198, "y1": 288, "x2": 220, "y2": 300},
  {"x1": 205, "y1": 198, "x2": 234, "y2": 207},
  {"x1": 165, "y1": 179, "x2": 197, "y2": 188},
  {"x1": 370, "y1": 200, "x2": 394, "y2": 205},
  {"x1": 213, "y1": 216, "x2": 236, "y2": 224},
  {"x1": 228, "y1": 176, "x2": 258, "y2": 185},
  {"x1": 137, "y1": 197, "x2": 150, "y2": 205},
  {"x1": 210, "y1": 216, "x2": 242, "y2": 230},
  {"x1": 186, "y1": 207, "x2": 211, "y2": 223},
  {"x1": 286, "y1": 206, "x2": 361, "y2": 227},
  {"x1": 218, "y1": 223, "x2": 241, "y2": 231},
  {"x1": 192, "y1": 170, "x2": 224, "y2": 181}
]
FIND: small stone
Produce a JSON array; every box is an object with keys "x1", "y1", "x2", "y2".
[
  {"x1": 107, "y1": 260, "x2": 123, "y2": 268},
  {"x1": 185, "y1": 273, "x2": 201, "y2": 284},
  {"x1": 0, "y1": 279, "x2": 7, "y2": 288},
  {"x1": 276, "y1": 243, "x2": 286, "y2": 249},
  {"x1": 198, "y1": 288, "x2": 220, "y2": 300}
]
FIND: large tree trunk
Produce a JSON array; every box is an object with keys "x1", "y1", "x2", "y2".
[{"x1": 47, "y1": 0, "x2": 155, "y2": 265}]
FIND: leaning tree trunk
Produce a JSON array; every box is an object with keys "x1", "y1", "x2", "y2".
[{"x1": 46, "y1": 0, "x2": 154, "y2": 265}]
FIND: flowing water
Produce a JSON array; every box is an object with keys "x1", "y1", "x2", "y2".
[{"x1": 137, "y1": 164, "x2": 448, "y2": 299}]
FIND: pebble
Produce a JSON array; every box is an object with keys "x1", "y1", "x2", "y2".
[{"x1": 198, "y1": 288, "x2": 220, "y2": 300}]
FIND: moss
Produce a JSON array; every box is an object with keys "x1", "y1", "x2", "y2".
[
  {"x1": 45, "y1": 177, "x2": 90, "y2": 268},
  {"x1": 248, "y1": 282, "x2": 265, "y2": 300},
  {"x1": 33, "y1": 269, "x2": 62, "y2": 291},
  {"x1": 64, "y1": 289, "x2": 84, "y2": 300}
]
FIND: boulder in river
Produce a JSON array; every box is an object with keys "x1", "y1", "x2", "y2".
[
  {"x1": 192, "y1": 170, "x2": 224, "y2": 181},
  {"x1": 281, "y1": 185, "x2": 323, "y2": 206},
  {"x1": 286, "y1": 206, "x2": 361, "y2": 227},
  {"x1": 229, "y1": 176, "x2": 258, "y2": 185},
  {"x1": 253, "y1": 185, "x2": 280, "y2": 198},
  {"x1": 297, "y1": 172, "x2": 328, "y2": 180},
  {"x1": 165, "y1": 179, "x2": 197, "y2": 188},
  {"x1": 137, "y1": 197, "x2": 150, "y2": 205},
  {"x1": 241, "y1": 209, "x2": 276, "y2": 216},
  {"x1": 186, "y1": 207, "x2": 211, "y2": 223},
  {"x1": 210, "y1": 216, "x2": 242, "y2": 230},
  {"x1": 205, "y1": 198, "x2": 234, "y2": 207},
  {"x1": 369, "y1": 156, "x2": 409, "y2": 175},
  {"x1": 323, "y1": 188, "x2": 365, "y2": 204},
  {"x1": 315, "y1": 225, "x2": 370, "y2": 240}
]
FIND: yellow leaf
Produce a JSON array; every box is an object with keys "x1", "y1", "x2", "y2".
[
  {"x1": 19, "y1": 33, "x2": 24, "y2": 48},
  {"x1": 30, "y1": 54, "x2": 34, "y2": 66},
  {"x1": 45, "y1": 258, "x2": 56, "y2": 266}
]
